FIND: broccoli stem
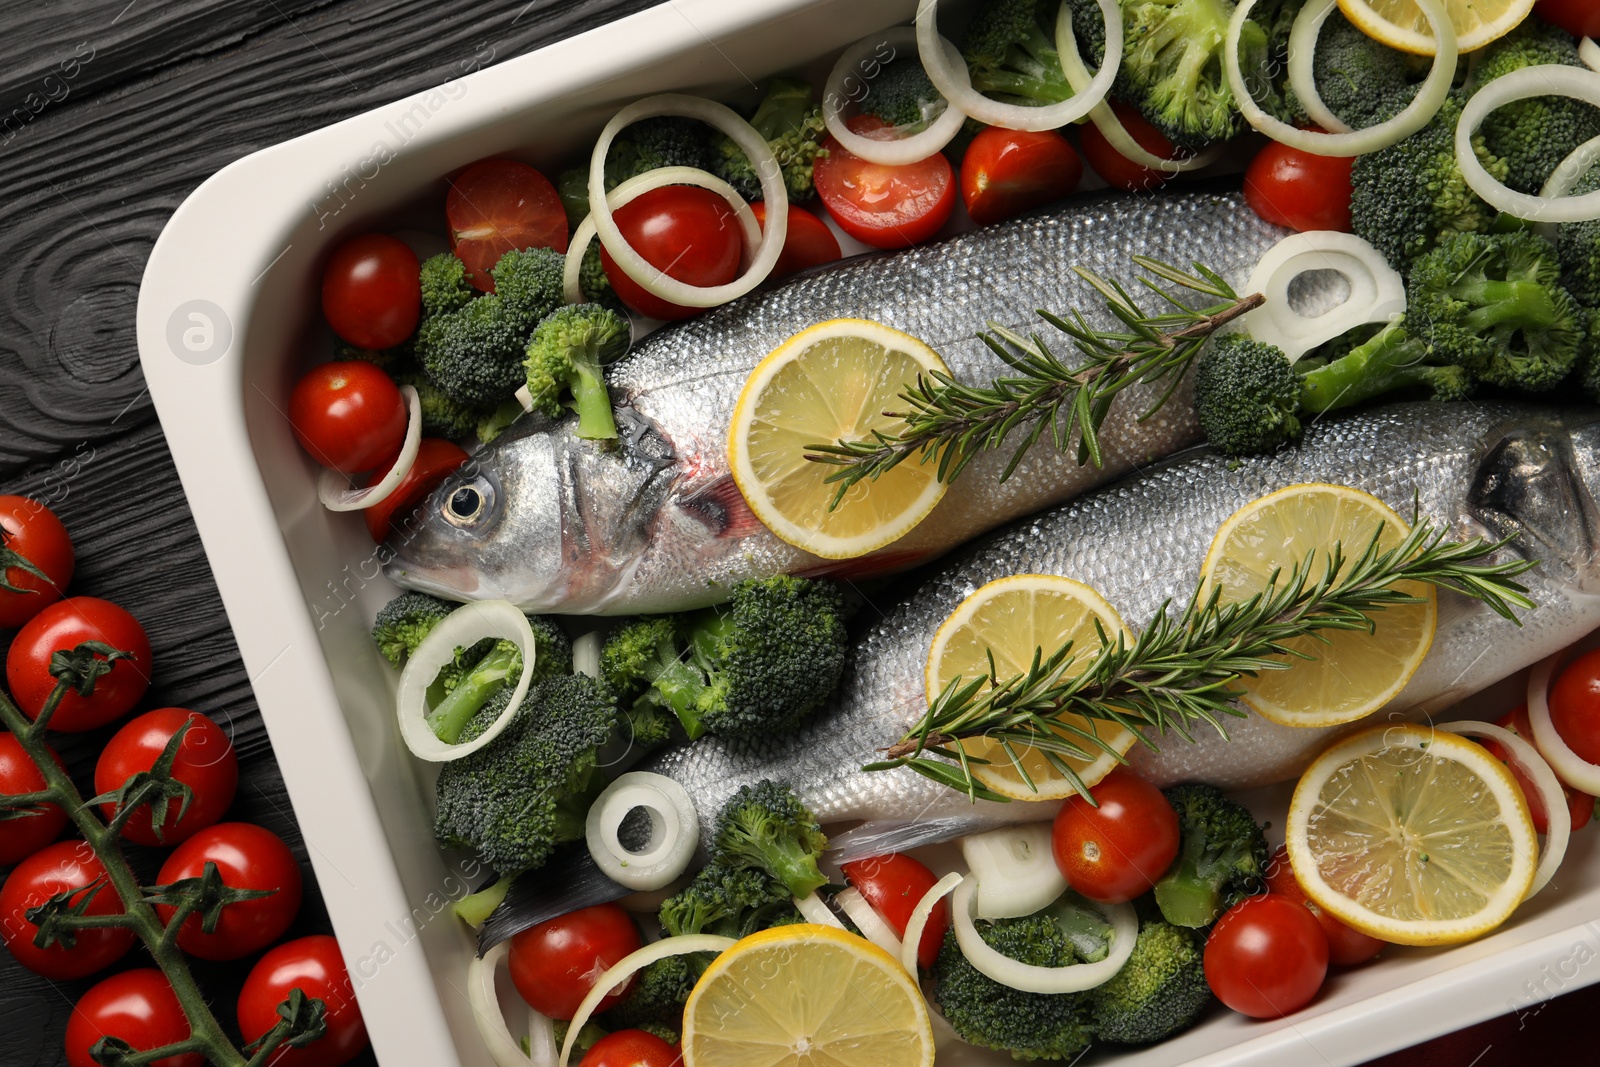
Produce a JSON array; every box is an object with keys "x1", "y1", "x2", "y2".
[
  {"x1": 750, "y1": 77, "x2": 815, "y2": 141},
  {"x1": 1458, "y1": 279, "x2": 1560, "y2": 334},
  {"x1": 453, "y1": 875, "x2": 514, "y2": 927},
  {"x1": 571, "y1": 359, "x2": 619, "y2": 441},
  {"x1": 970, "y1": 28, "x2": 1074, "y2": 104},
  {"x1": 1151, "y1": 857, "x2": 1224, "y2": 929},
  {"x1": 762, "y1": 839, "x2": 828, "y2": 900},
  {"x1": 426, "y1": 643, "x2": 521, "y2": 744},
  {"x1": 1298, "y1": 326, "x2": 1430, "y2": 414},
  {"x1": 651, "y1": 661, "x2": 708, "y2": 740}
]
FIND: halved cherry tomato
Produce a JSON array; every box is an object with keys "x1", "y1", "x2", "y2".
[
  {"x1": 156, "y1": 823, "x2": 303, "y2": 960},
  {"x1": 6, "y1": 596, "x2": 152, "y2": 732},
  {"x1": 1244, "y1": 140, "x2": 1354, "y2": 233},
  {"x1": 1484, "y1": 704, "x2": 1595, "y2": 832},
  {"x1": 288, "y1": 361, "x2": 408, "y2": 474},
  {"x1": 364, "y1": 438, "x2": 470, "y2": 542},
  {"x1": 960, "y1": 126, "x2": 1083, "y2": 226},
  {"x1": 508, "y1": 903, "x2": 641, "y2": 1020},
  {"x1": 0, "y1": 733, "x2": 68, "y2": 864},
  {"x1": 601, "y1": 185, "x2": 743, "y2": 321},
  {"x1": 1051, "y1": 767, "x2": 1179, "y2": 904},
  {"x1": 447, "y1": 159, "x2": 569, "y2": 292},
  {"x1": 1078, "y1": 103, "x2": 1179, "y2": 192},
  {"x1": 813, "y1": 116, "x2": 956, "y2": 249},
  {"x1": 1536, "y1": 0, "x2": 1600, "y2": 38},
  {"x1": 0, "y1": 496, "x2": 74, "y2": 629},
  {"x1": 0, "y1": 840, "x2": 136, "y2": 979},
  {"x1": 842, "y1": 852, "x2": 949, "y2": 970},
  {"x1": 66, "y1": 969, "x2": 202, "y2": 1067},
  {"x1": 238, "y1": 935, "x2": 369, "y2": 1067},
  {"x1": 321, "y1": 234, "x2": 421, "y2": 351},
  {"x1": 1205, "y1": 894, "x2": 1328, "y2": 1019},
  {"x1": 1264, "y1": 845, "x2": 1383, "y2": 967},
  {"x1": 1549, "y1": 648, "x2": 1600, "y2": 766},
  {"x1": 580, "y1": 1030, "x2": 682, "y2": 1067},
  {"x1": 95, "y1": 708, "x2": 238, "y2": 847},
  {"x1": 750, "y1": 201, "x2": 842, "y2": 280}
]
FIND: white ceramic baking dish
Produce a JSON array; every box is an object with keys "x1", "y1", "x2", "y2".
[{"x1": 135, "y1": 1, "x2": 1600, "y2": 1063}]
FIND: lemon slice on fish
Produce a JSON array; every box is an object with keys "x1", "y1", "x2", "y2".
[
  {"x1": 1200, "y1": 484, "x2": 1436, "y2": 729},
  {"x1": 925, "y1": 574, "x2": 1137, "y2": 800},
  {"x1": 728, "y1": 319, "x2": 949, "y2": 560},
  {"x1": 1286, "y1": 723, "x2": 1537, "y2": 945},
  {"x1": 681, "y1": 924, "x2": 934, "y2": 1067},
  {"x1": 1337, "y1": 0, "x2": 1532, "y2": 54}
]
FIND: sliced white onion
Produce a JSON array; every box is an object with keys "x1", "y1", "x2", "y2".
[
  {"x1": 794, "y1": 891, "x2": 847, "y2": 928},
  {"x1": 951, "y1": 879, "x2": 1136, "y2": 993},
  {"x1": 468, "y1": 942, "x2": 533, "y2": 1067},
  {"x1": 1241, "y1": 231, "x2": 1407, "y2": 361},
  {"x1": 558, "y1": 934, "x2": 736, "y2": 1067},
  {"x1": 397, "y1": 601, "x2": 536, "y2": 761},
  {"x1": 900, "y1": 871, "x2": 963, "y2": 976},
  {"x1": 588, "y1": 96, "x2": 784, "y2": 310},
  {"x1": 1287, "y1": 0, "x2": 1353, "y2": 135},
  {"x1": 317, "y1": 385, "x2": 421, "y2": 511},
  {"x1": 823, "y1": 28, "x2": 968, "y2": 166},
  {"x1": 585, "y1": 772, "x2": 698, "y2": 890},
  {"x1": 960, "y1": 825, "x2": 1067, "y2": 919},
  {"x1": 1459, "y1": 65, "x2": 1600, "y2": 223},
  {"x1": 528, "y1": 1009, "x2": 557, "y2": 1067},
  {"x1": 1441, "y1": 720, "x2": 1570, "y2": 898},
  {"x1": 572, "y1": 630, "x2": 602, "y2": 679},
  {"x1": 1537, "y1": 134, "x2": 1600, "y2": 242},
  {"x1": 836, "y1": 887, "x2": 906, "y2": 960},
  {"x1": 916, "y1": 0, "x2": 1122, "y2": 132},
  {"x1": 1529, "y1": 650, "x2": 1600, "y2": 794},
  {"x1": 1226, "y1": 0, "x2": 1455, "y2": 156},
  {"x1": 1582, "y1": 37, "x2": 1600, "y2": 73}
]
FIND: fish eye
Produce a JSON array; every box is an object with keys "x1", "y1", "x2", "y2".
[{"x1": 443, "y1": 481, "x2": 490, "y2": 527}]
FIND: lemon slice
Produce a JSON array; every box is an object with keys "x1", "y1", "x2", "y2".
[
  {"x1": 728, "y1": 319, "x2": 949, "y2": 560},
  {"x1": 1286, "y1": 723, "x2": 1537, "y2": 945},
  {"x1": 1200, "y1": 484, "x2": 1436, "y2": 728},
  {"x1": 925, "y1": 575, "x2": 1137, "y2": 800},
  {"x1": 1337, "y1": 0, "x2": 1533, "y2": 55},
  {"x1": 682, "y1": 924, "x2": 934, "y2": 1067}
]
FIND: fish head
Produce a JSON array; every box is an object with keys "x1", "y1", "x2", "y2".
[{"x1": 381, "y1": 411, "x2": 678, "y2": 611}]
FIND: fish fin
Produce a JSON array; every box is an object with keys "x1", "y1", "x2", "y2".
[
  {"x1": 828, "y1": 815, "x2": 1055, "y2": 864},
  {"x1": 681, "y1": 474, "x2": 765, "y2": 539},
  {"x1": 796, "y1": 546, "x2": 935, "y2": 581},
  {"x1": 477, "y1": 846, "x2": 631, "y2": 954}
]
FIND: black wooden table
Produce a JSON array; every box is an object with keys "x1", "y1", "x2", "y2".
[{"x1": 0, "y1": 1, "x2": 1590, "y2": 1063}]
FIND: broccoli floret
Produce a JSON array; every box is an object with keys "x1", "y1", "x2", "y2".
[
  {"x1": 599, "y1": 577, "x2": 850, "y2": 741},
  {"x1": 557, "y1": 168, "x2": 591, "y2": 230},
  {"x1": 550, "y1": 1020, "x2": 608, "y2": 1059},
  {"x1": 601, "y1": 955, "x2": 696, "y2": 1035},
  {"x1": 709, "y1": 782, "x2": 828, "y2": 900},
  {"x1": 419, "y1": 252, "x2": 474, "y2": 318},
  {"x1": 932, "y1": 917, "x2": 1095, "y2": 1061},
  {"x1": 1154, "y1": 783, "x2": 1268, "y2": 928},
  {"x1": 609, "y1": 117, "x2": 712, "y2": 185},
  {"x1": 475, "y1": 399, "x2": 525, "y2": 445},
  {"x1": 710, "y1": 77, "x2": 827, "y2": 202},
  {"x1": 371, "y1": 592, "x2": 454, "y2": 667},
  {"x1": 1352, "y1": 92, "x2": 1509, "y2": 270},
  {"x1": 1117, "y1": 0, "x2": 1251, "y2": 147},
  {"x1": 1579, "y1": 307, "x2": 1600, "y2": 403},
  {"x1": 416, "y1": 248, "x2": 565, "y2": 406},
  {"x1": 1558, "y1": 162, "x2": 1600, "y2": 309},
  {"x1": 423, "y1": 615, "x2": 571, "y2": 744},
  {"x1": 1297, "y1": 321, "x2": 1475, "y2": 412},
  {"x1": 1307, "y1": 11, "x2": 1416, "y2": 130},
  {"x1": 579, "y1": 242, "x2": 611, "y2": 302},
  {"x1": 1469, "y1": 19, "x2": 1600, "y2": 195},
  {"x1": 386, "y1": 361, "x2": 490, "y2": 441},
  {"x1": 659, "y1": 860, "x2": 800, "y2": 938},
  {"x1": 522, "y1": 304, "x2": 627, "y2": 441},
  {"x1": 859, "y1": 60, "x2": 945, "y2": 129},
  {"x1": 1089, "y1": 918, "x2": 1210, "y2": 1044},
  {"x1": 960, "y1": 0, "x2": 1076, "y2": 111},
  {"x1": 1193, "y1": 335, "x2": 1305, "y2": 458},
  {"x1": 1406, "y1": 230, "x2": 1586, "y2": 391}
]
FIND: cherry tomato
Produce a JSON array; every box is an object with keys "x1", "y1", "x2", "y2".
[
  {"x1": 66, "y1": 969, "x2": 202, "y2": 1067},
  {"x1": 960, "y1": 126, "x2": 1083, "y2": 226},
  {"x1": 95, "y1": 708, "x2": 238, "y2": 847},
  {"x1": 841, "y1": 852, "x2": 949, "y2": 970},
  {"x1": 238, "y1": 935, "x2": 369, "y2": 1067},
  {"x1": 1264, "y1": 845, "x2": 1382, "y2": 967},
  {"x1": 1243, "y1": 141, "x2": 1354, "y2": 233},
  {"x1": 320, "y1": 234, "x2": 421, "y2": 351},
  {"x1": 508, "y1": 903, "x2": 641, "y2": 1020},
  {"x1": 601, "y1": 185, "x2": 743, "y2": 320},
  {"x1": 1535, "y1": 0, "x2": 1600, "y2": 38},
  {"x1": 447, "y1": 159, "x2": 569, "y2": 292},
  {"x1": 1549, "y1": 648, "x2": 1600, "y2": 766},
  {"x1": 813, "y1": 116, "x2": 956, "y2": 249},
  {"x1": 1078, "y1": 103, "x2": 1179, "y2": 192},
  {"x1": 579, "y1": 1030, "x2": 682, "y2": 1067},
  {"x1": 1205, "y1": 894, "x2": 1328, "y2": 1018},
  {"x1": 0, "y1": 733, "x2": 68, "y2": 864},
  {"x1": 750, "y1": 200, "x2": 842, "y2": 280},
  {"x1": 0, "y1": 840, "x2": 135, "y2": 979},
  {"x1": 288, "y1": 361, "x2": 408, "y2": 474},
  {"x1": 1483, "y1": 705, "x2": 1594, "y2": 833},
  {"x1": 1051, "y1": 767, "x2": 1179, "y2": 903},
  {"x1": 6, "y1": 596, "x2": 152, "y2": 733},
  {"x1": 155, "y1": 822, "x2": 302, "y2": 961},
  {"x1": 0, "y1": 496, "x2": 74, "y2": 629},
  {"x1": 363, "y1": 438, "x2": 470, "y2": 542}
]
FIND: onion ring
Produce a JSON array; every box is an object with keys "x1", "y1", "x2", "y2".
[
  {"x1": 468, "y1": 942, "x2": 536, "y2": 1067},
  {"x1": 1226, "y1": 0, "x2": 1456, "y2": 156},
  {"x1": 1241, "y1": 230, "x2": 1408, "y2": 360},
  {"x1": 951, "y1": 879, "x2": 1136, "y2": 993},
  {"x1": 1459, "y1": 65, "x2": 1600, "y2": 223},
  {"x1": 794, "y1": 891, "x2": 847, "y2": 928},
  {"x1": 1528, "y1": 649, "x2": 1600, "y2": 795},
  {"x1": 1536, "y1": 133, "x2": 1600, "y2": 242},
  {"x1": 960, "y1": 825, "x2": 1067, "y2": 919},
  {"x1": 823, "y1": 28, "x2": 968, "y2": 166},
  {"x1": 585, "y1": 772, "x2": 699, "y2": 891},
  {"x1": 396, "y1": 600, "x2": 536, "y2": 761},
  {"x1": 835, "y1": 887, "x2": 906, "y2": 960},
  {"x1": 316, "y1": 385, "x2": 420, "y2": 511},
  {"x1": 528, "y1": 1009, "x2": 558, "y2": 1067},
  {"x1": 1583, "y1": 37, "x2": 1600, "y2": 73},
  {"x1": 1287, "y1": 0, "x2": 1354, "y2": 135},
  {"x1": 1441, "y1": 720, "x2": 1570, "y2": 898},
  {"x1": 917, "y1": 0, "x2": 1122, "y2": 132},
  {"x1": 900, "y1": 871, "x2": 963, "y2": 976},
  {"x1": 588, "y1": 96, "x2": 785, "y2": 309}
]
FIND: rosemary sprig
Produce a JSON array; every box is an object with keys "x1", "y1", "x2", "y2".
[
  {"x1": 804, "y1": 257, "x2": 1264, "y2": 505},
  {"x1": 865, "y1": 520, "x2": 1538, "y2": 802}
]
